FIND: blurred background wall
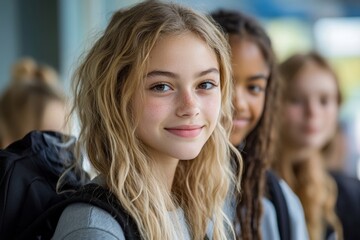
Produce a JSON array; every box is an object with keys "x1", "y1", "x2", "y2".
[{"x1": 1, "y1": 0, "x2": 359, "y2": 177}]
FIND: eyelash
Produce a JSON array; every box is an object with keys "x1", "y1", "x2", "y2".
[
  {"x1": 149, "y1": 83, "x2": 172, "y2": 92},
  {"x1": 198, "y1": 81, "x2": 217, "y2": 90},
  {"x1": 149, "y1": 80, "x2": 218, "y2": 93},
  {"x1": 248, "y1": 84, "x2": 265, "y2": 93}
]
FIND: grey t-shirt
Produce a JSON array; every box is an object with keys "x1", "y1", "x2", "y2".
[
  {"x1": 224, "y1": 196, "x2": 280, "y2": 240},
  {"x1": 52, "y1": 203, "x2": 192, "y2": 240},
  {"x1": 224, "y1": 180, "x2": 309, "y2": 240}
]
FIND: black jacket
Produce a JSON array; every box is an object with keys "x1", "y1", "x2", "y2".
[
  {"x1": 0, "y1": 130, "x2": 87, "y2": 239},
  {"x1": 331, "y1": 171, "x2": 360, "y2": 240}
]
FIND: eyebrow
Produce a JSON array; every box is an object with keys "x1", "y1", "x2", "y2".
[
  {"x1": 146, "y1": 68, "x2": 219, "y2": 79},
  {"x1": 196, "y1": 68, "x2": 219, "y2": 77},
  {"x1": 246, "y1": 74, "x2": 269, "y2": 82}
]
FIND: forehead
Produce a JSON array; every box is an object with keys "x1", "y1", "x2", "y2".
[
  {"x1": 147, "y1": 32, "x2": 219, "y2": 71},
  {"x1": 291, "y1": 62, "x2": 338, "y2": 95},
  {"x1": 229, "y1": 38, "x2": 270, "y2": 77}
]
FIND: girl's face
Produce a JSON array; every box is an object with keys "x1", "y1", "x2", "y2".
[
  {"x1": 134, "y1": 32, "x2": 221, "y2": 163},
  {"x1": 229, "y1": 37, "x2": 269, "y2": 146},
  {"x1": 282, "y1": 61, "x2": 339, "y2": 150}
]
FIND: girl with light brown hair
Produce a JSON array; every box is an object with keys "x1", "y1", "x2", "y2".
[{"x1": 275, "y1": 52, "x2": 344, "y2": 240}]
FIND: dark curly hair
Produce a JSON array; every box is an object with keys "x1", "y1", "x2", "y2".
[{"x1": 211, "y1": 10, "x2": 282, "y2": 240}]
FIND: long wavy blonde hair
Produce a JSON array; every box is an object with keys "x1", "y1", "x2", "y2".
[
  {"x1": 72, "y1": 1, "x2": 242, "y2": 239},
  {"x1": 274, "y1": 52, "x2": 343, "y2": 240}
]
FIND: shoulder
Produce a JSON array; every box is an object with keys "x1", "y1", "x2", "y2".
[
  {"x1": 278, "y1": 180, "x2": 301, "y2": 207},
  {"x1": 52, "y1": 203, "x2": 125, "y2": 240},
  {"x1": 331, "y1": 171, "x2": 360, "y2": 196},
  {"x1": 278, "y1": 180, "x2": 309, "y2": 240},
  {"x1": 261, "y1": 198, "x2": 280, "y2": 240},
  {"x1": 330, "y1": 171, "x2": 360, "y2": 239},
  {"x1": 331, "y1": 171, "x2": 360, "y2": 207},
  {"x1": 262, "y1": 197, "x2": 276, "y2": 215},
  {"x1": 265, "y1": 171, "x2": 309, "y2": 239},
  {"x1": 266, "y1": 170, "x2": 303, "y2": 218}
]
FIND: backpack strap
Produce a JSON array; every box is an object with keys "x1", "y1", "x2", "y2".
[
  {"x1": 17, "y1": 183, "x2": 209, "y2": 240},
  {"x1": 266, "y1": 171, "x2": 291, "y2": 240},
  {"x1": 16, "y1": 184, "x2": 141, "y2": 240},
  {"x1": 74, "y1": 185, "x2": 210, "y2": 240},
  {"x1": 70, "y1": 184, "x2": 142, "y2": 239}
]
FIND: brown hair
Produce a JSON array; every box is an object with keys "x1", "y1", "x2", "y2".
[
  {"x1": 275, "y1": 51, "x2": 343, "y2": 240},
  {"x1": 211, "y1": 10, "x2": 282, "y2": 240}
]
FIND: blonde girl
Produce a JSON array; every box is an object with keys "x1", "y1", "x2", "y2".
[{"x1": 52, "y1": 1, "x2": 241, "y2": 240}]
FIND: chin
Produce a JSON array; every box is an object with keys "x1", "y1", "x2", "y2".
[
  {"x1": 230, "y1": 133, "x2": 245, "y2": 146},
  {"x1": 174, "y1": 148, "x2": 203, "y2": 161},
  {"x1": 297, "y1": 139, "x2": 324, "y2": 151},
  {"x1": 178, "y1": 153, "x2": 202, "y2": 160}
]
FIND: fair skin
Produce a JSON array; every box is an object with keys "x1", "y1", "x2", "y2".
[
  {"x1": 282, "y1": 60, "x2": 339, "y2": 161},
  {"x1": 134, "y1": 32, "x2": 221, "y2": 190},
  {"x1": 229, "y1": 36, "x2": 269, "y2": 146},
  {"x1": 41, "y1": 100, "x2": 68, "y2": 134}
]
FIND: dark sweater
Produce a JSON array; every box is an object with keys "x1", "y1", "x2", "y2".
[{"x1": 331, "y1": 171, "x2": 360, "y2": 240}]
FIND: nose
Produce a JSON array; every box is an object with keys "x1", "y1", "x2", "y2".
[
  {"x1": 234, "y1": 87, "x2": 247, "y2": 113},
  {"x1": 305, "y1": 100, "x2": 318, "y2": 118},
  {"x1": 176, "y1": 89, "x2": 200, "y2": 117}
]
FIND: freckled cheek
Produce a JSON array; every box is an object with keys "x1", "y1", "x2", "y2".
[
  {"x1": 203, "y1": 95, "x2": 221, "y2": 121},
  {"x1": 141, "y1": 99, "x2": 173, "y2": 122}
]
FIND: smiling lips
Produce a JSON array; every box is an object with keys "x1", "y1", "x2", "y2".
[
  {"x1": 233, "y1": 118, "x2": 250, "y2": 128},
  {"x1": 302, "y1": 125, "x2": 319, "y2": 134},
  {"x1": 165, "y1": 125, "x2": 204, "y2": 138}
]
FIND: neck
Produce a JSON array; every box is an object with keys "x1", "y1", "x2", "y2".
[
  {"x1": 283, "y1": 144, "x2": 318, "y2": 164},
  {"x1": 278, "y1": 143, "x2": 320, "y2": 188},
  {"x1": 152, "y1": 155, "x2": 180, "y2": 192}
]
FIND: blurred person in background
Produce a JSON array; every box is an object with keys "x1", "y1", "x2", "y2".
[
  {"x1": 0, "y1": 57, "x2": 69, "y2": 148},
  {"x1": 275, "y1": 51, "x2": 360, "y2": 240},
  {"x1": 0, "y1": 58, "x2": 89, "y2": 240},
  {"x1": 211, "y1": 10, "x2": 308, "y2": 240}
]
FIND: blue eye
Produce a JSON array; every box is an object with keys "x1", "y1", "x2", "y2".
[
  {"x1": 150, "y1": 83, "x2": 172, "y2": 92},
  {"x1": 198, "y1": 81, "x2": 216, "y2": 90}
]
